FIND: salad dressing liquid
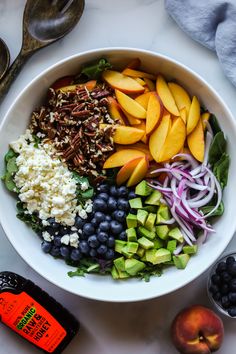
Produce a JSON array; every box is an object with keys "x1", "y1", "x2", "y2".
[{"x1": 0, "y1": 271, "x2": 79, "y2": 353}]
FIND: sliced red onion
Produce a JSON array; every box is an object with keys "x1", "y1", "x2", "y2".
[
  {"x1": 203, "y1": 131, "x2": 213, "y2": 166},
  {"x1": 173, "y1": 243, "x2": 184, "y2": 255},
  {"x1": 172, "y1": 153, "x2": 199, "y2": 169}
]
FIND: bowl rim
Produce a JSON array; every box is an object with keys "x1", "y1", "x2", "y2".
[{"x1": 1, "y1": 47, "x2": 236, "y2": 302}]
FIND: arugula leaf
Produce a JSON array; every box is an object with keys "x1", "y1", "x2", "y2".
[
  {"x1": 74, "y1": 58, "x2": 112, "y2": 83},
  {"x1": 2, "y1": 149, "x2": 19, "y2": 193},
  {"x1": 208, "y1": 131, "x2": 226, "y2": 166},
  {"x1": 137, "y1": 264, "x2": 163, "y2": 282},
  {"x1": 209, "y1": 114, "x2": 221, "y2": 135},
  {"x1": 16, "y1": 201, "x2": 43, "y2": 233},
  {"x1": 67, "y1": 258, "x2": 101, "y2": 278},
  {"x1": 213, "y1": 153, "x2": 229, "y2": 188},
  {"x1": 32, "y1": 134, "x2": 41, "y2": 148},
  {"x1": 72, "y1": 171, "x2": 94, "y2": 202}
]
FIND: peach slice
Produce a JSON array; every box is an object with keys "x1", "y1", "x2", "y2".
[
  {"x1": 135, "y1": 92, "x2": 152, "y2": 110},
  {"x1": 125, "y1": 58, "x2": 141, "y2": 70},
  {"x1": 187, "y1": 96, "x2": 200, "y2": 135},
  {"x1": 144, "y1": 78, "x2": 155, "y2": 91},
  {"x1": 121, "y1": 109, "x2": 141, "y2": 125},
  {"x1": 102, "y1": 70, "x2": 145, "y2": 94},
  {"x1": 57, "y1": 80, "x2": 97, "y2": 93},
  {"x1": 146, "y1": 93, "x2": 163, "y2": 135},
  {"x1": 52, "y1": 76, "x2": 74, "y2": 90},
  {"x1": 149, "y1": 113, "x2": 171, "y2": 162},
  {"x1": 122, "y1": 68, "x2": 156, "y2": 81},
  {"x1": 168, "y1": 82, "x2": 191, "y2": 114},
  {"x1": 107, "y1": 97, "x2": 127, "y2": 125},
  {"x1": 127, "y1": 156, "x2": 149, "y2": 187},
  {"x1": 135, "y1": 77, "x2": 146, "y2": 86},
  {"x1": 187, "y1": 118, "x2": 205, "y2": 162},
  {"x1": 158, "y1": 117, "x2": 186, "y2": 162},
  {"x1": 179, "y1": 107, "x2": 187, "y2": 124},
  {"x1": 201, "y1": 111, "x2": 210, "y2": 129},
  {"x1": 137, "y1": 120, "x2": 148, "y2": 144},
  {"x1": 116, "y1": 157, "x2": 143, "y2": 185},
  {"x1": 156, "y1": 75, "x2": 179, "y2": 116},
  {"x1": 115, "y1": 89, "x2": 146, "y2": 119},
  {"x1": 115, "y1": 142, "x2": 153, "y2": 161},
  {"x1": 103, "y1": 149, "x2": 145, "y2": 169},
  {"x1": 101, "y1": 124, "x2": 144, "y2": 145}
]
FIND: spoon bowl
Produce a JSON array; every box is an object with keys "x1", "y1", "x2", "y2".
[
  {"x1": 0, "y1": 38, "x2": 10, "y2": 81},
  {"x1": 0, "y1": 0, "x2": 85, "y2": 102}
]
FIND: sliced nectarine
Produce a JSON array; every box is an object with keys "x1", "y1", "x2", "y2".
[
  {"x1": 122, "y1": 68, "x2": 156, "y2": 81},
  {"x1": 125, "y1": 58, "x2": 141, "y2": 70},
  {"x1": 187, "y1": 118, "x2": 205, "y2": 162},
  {"x1": 116, "y1": 157, "x2": 143, "y2": 185},
  {"x1": 201, "y1": 112, "x2": 210, "y2": 129},
  {"x1": 146, "y1": 93, "x2": 163, "y2": 135},
  {"x1": 102, "y1": 70, "x2": 145, "y2": 94},
  {"x1": 179, "y1": 107, "x2": 187, "y2": 124},
  {"x1": 115, "y1": 142, "x2": 153, "y2": 161},
  {"x1": 115, "y1": 90, "x2": 146, "y2": 119},
  {"x1": 135, "y1": 92, "x2": 152, "y2": 110},
  {"x1": 187, "y1": 96, "x2": 200, "y2": 135},
  {"x1": 121, "y1": 109, "x2": 141, "y2": 125},
  {"x1": 144, "y1": 78, "x2": 155, "y2": 91},
  {"x1": 158, "y1": 117, "x2": 186, "y2": 162},
  {"x1": 168, "y1": 82, "x2": 191, "y2": 114},
  {"x1": 103, "y1": 149, "x2": 145, "y2": 169},
  {"x1": 137, "y1": 120, "x2": 148, "y2": 144},
  {"x1": 127, "y1": 156, "x2": 149, "y2": 187},
  {"x1": 57, "y1": 80, "x2": 97, "y2": 93},
  {"x1": 107, "y1": 96, "x2": 127, "y2": 125},
  {"x1": 134, "y1": 78, "x2": 146, "y2": 86},
  {"x1": 149, "y1": 113, "x2": 171, "y2": 163},
  {"x1": 156, "y1": 75, "x2": 179, "y2": 116},
  {"x1": 113, "y1": 125, "x2": 144, "y2": 144}
]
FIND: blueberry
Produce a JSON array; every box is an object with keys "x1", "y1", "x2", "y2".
[
  {"x1": 97, "y1": 244, "x2": 108, "y2": 255},
  {"x1": 107, "y1": 236, "x2": 115, "y2": 248},
  {"x1": 229, "y1": 292, "x2": 236, "y2": 304},
  {"x1": 113, "y1": 210, "x2": 126, "y2": 223},
  {"x1": 54, "y1": 236, "x2": 62, "y2": 247},
  {"x1": 50, "y1": 246, "x2": 60, "y2": 257},
  {"x1": 93, "y1": 198, "x2": 107, "y2": 212},
  {"x1": 59, "y1": 226, "x2": 70, "y2": 236},
  {"x1": 94, "y1": 212, "x2": 105, "y2": 223},
  {"x1": 211, "y1": 274, "x2": 221, "y2": 285},
  {"x1": 105, "y1": 248, "x2": 115, "y2": 260},
  {"x1": 128, "y1": 191, "x2": 136, "y2": 199},
  {"x1": 117, "y1": 198, "x2": 129, "y2": 211},
  {"x1": 110, "y1": 185, "x2": 118, "y2": 197},
  {"x1": 221, "y1": 295, "x2": 230, "y2": 308},
  {"x1": 216, "y1": 261, "x2": 227, "y2": 274},
  {"x1": 97, "y1": 183, "x2": 109, "y2": 193},
  {"x1": 75, "y1": 216, "x2": 86, "y2": 229},
  {"x1": 221, "y1": 271, "x2": 232, "y2": 283},
  {"x1": 79, "y1": 241, "x2": 90, "y2": 254},
  {"x1": 89, "y1": 248, "x2": 97, "y2": 258},
  {"x1": 88, "y1": 235, "x2": 99, "y2": 248},
  {"x1": 105, "y1": 215, "x2": 112, "y2": 222},
  {"x1": 60, "y1": 246, "x2": 70, "y2": 258},
  {"x1": 99, "y1": 221, "x2": 110, "y2": 232},
  {"x1": 97, "y1": 232, "x2": 108, "y2": 243},
  {"x1": 48, "y1": 218, "x2": 60, "y2": 230},
  {"x1": 118, "y1": 231, "x2": 127, "y2": 241},
  {"x1": 91, "y1": 218, "x2": 98, "y2": 227},
  {"x1": 226, "y1": 256, "x2": 235, "y2": 266},
  {"x1": 83, "y1": 223, "x2": 95, "y2": 236},
  {"x1": 46, "y1": 226, "x2": 56, "y2": 236},
  {"x1": 41, "y1": 241, "x2": 52, "y2": 253},
  {"x1": 229, "y1": 278, "x2": 236, "y2": 292},
  {"x1": 209, "y1": 284, "x2": 219, "y2": 294},
  {"x1": 228, "y1": 262, "x2": 236, "y2": 276},
  {"x1": 228, "y1": 307, "x2": 236, "y2": 317},
  {"x1": 97, "y1": 192, "x2": 109, "y2": 201},
  {"x1": 107, "y1": 197, "x2": 117, "y2": 210},
  {"x1": 110, "y1": 220, "x2": 123, "y2": 235},
  {"x1": 213, "y1": 292, "x2": 221, "y2": 302},
  {"x1": 129, "y1": 208, "x2": 136, "y2": 215},
  {"x1": 220, "y1": 284, "x2": 229, "y2": 295},
  {"x1": 118, "y1": 186, "x2": 128, "y2": 197},
  {"x1": 71, "y1": 249, "x2": 82, "y2": 261}
]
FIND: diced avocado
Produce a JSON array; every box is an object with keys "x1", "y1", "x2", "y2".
[
  {"x1": 156, "y1": 204, "x2": 170, "y2": 223},
  {"x1": 115, "y1": 240, "x2": 126, "y2": 253},
  {"x1": 146, "y1": 248, "x2": 171, "y2": 264},
  {"x1": 173, "y1": 254, "x2": 190, "y2": 269},
  {"x1": 126, "y1": 228, "x2": 137, "y2": 242},
  {"x1": 145, "y1": 213, "x2": 156, "y2": 231},
  {"x1": 123, "y1": 242, "x2": 139, "y2": 254},
  {"x1": 156, "y1": 225, "x2": 169, "y2": 240},
  {"x1": 142, "y1": 205, "x2": 158, "y2": 213},
  {"x1": 136, "y1": 246, "x2": 145, "y2": 258},
  {"x1": 137, "y1": 209, "x2": 148, "y2": 226},
  {"x1": 117, "y1": 269, "x2": 130, "y2": 278},
  {"x1": 125, "y1": 258, "x2": 146, "y2": 276},
  {"x1": 126, "y1": 214, "x2": 137, "y2": 228},
  {"x1": 113, "y1": 256, "x2": 125, "y2": 272},
  {"x1": 138, "y1": 226, "x2": 156, "y2": 240},
  {"x1": 111, "y1": 265, "x2": 119, "y2": 279},
  {"x1": 167, "y1": 240, "x2": 177, "y2": 253},
  {"x1": 145, "y1": 190, "x2": 162, "y2": 205},
  {"x1": 138, "y1": 236, "x2": 154, "y2": 250},
  {"x1": 129, "y1": 197, "x2": 143, "y2": 209},
  {"x1": 135, "y1": 180, "x2": 152, "y2": 196},
  {"x1": 168, "y1": 227, "x2": 184, "y2": 243},
  {"x1": 152, "y1": 238, "x2": 164, "y2": 249},
  {"x1": 183, "y1": 245, "x2": 198, "y2": 255},
  {"x1": 121, "y1": 248, "x2": 133, "y2": 258}
]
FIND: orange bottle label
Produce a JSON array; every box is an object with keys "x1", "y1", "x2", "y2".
[{"x1": 0, "y1": 291, "x2": 67, "y2": 353}]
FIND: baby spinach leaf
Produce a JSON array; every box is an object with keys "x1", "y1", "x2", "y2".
[
  {"x1": 7, "y1": 156, "x2": 18, "y2": 174},
  {"x1": 213, "y1": 153, "x2": 229, "y2": 188},
  {"x1": 209, "y1": 114, "x2": 221, "y2": 135},
  {"x1": 201, "y1": 201, "x2": 224, "y2": 217},
  {"x1": 208, "y1": 131, "x2": 226, "y2": 166},
  {"x1": 4, "y1": 148, "x2": 17, "y2": 163},
  {"x1": 74, "y1": 58, "x2": 112, "y2": 82},
  {"x1": 16, "y1": 202, "x2": 43, "y2": 233},
  {"x1": 2, "y1": 172, "x2": 18, "y2": 192}
]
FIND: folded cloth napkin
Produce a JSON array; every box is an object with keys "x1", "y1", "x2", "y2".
[{"x1": 165, "y1": 0, "x2": 236, "y2": 86}]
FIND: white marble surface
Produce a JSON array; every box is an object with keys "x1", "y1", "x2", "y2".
[{"x1": 0, "y1": 1, "x2": 236, "y2": 353}]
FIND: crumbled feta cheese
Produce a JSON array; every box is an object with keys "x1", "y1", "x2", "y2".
[
  {"x1": 78, "y1": 209, "x2": 87, "y2": 219},
  {"x1": 61, "y1": 234, "x2": 70, "y2": 245},
  {"x1": 80, "y1": 181, "x2": 89, "y2": 191},
  {"x1": 42, "y1": 220, "x2": 50, "y2": 226},
  {"x1": 69, "y1": 233, "x2": 79, "y2": 248},
  {"x1": 42, "y1": 231, "x2": 54, "y2": 242}
]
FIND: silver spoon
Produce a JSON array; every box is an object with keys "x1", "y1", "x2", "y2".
[
  {"x1": 0, "y1": 0, "x2": 85, "y2": 102},
  {"x1": 0, "y1": 38, "x2": 10, "y2": 81}
]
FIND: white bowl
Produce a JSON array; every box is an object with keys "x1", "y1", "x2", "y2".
[{"x1": 1, "y1": 48, "x2": 236, "y2": 302}]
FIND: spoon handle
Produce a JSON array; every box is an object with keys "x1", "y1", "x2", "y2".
[{"x1": 0, "y1": 52, "x2": 30, "y2": 103}]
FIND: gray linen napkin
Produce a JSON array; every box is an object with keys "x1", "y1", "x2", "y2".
[{"x1": 165, "y1": 0, "x2": 236, "y2": 86}]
